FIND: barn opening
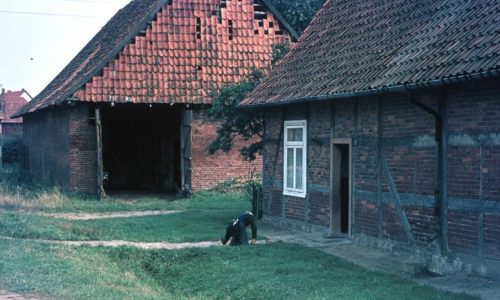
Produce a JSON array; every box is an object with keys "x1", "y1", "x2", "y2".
[
  {"x1": 331, "y1": 139, "x2": 352, "y2": 236},
  {"x1": 100, "y1": 104, "x2": 182, "y2": 194}
]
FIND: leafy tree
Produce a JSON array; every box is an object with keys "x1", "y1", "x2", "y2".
[
  {"x1": 268, "y1": 0, "x2": 326, "y2": 34},
  {"x1": 271, "y1": 42, "x2": 290, "y2": 66},
  {"x1": 207, "y1": 69, "x2": 264, "y2": 161},
  {"x1": 208, "y1": 1, "x2": 325, "y2": 160}
]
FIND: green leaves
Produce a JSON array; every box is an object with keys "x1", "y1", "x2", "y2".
[
  {"x1": 207, "y1": 69, "x2": 265, "y2": 161},
  {"x1": 207, "y1": 1, "x2": 326, "y2": 161},
  {"x1": 269, "y1": 0, "x2": 326, "y2": 34}
]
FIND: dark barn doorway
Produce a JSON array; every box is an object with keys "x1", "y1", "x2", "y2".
[
  {"x1": 331, "y1": 139, "x2": 352, "y2": 236},
  {"x1": 101, "y1": 105, "x2": 182, "y2": 193}
]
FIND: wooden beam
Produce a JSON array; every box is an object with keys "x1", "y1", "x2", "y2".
[
  {"x1": 382, "y1": 157, "x2": 416, "y2": 246},
  {"x1": 328, "y1": 102, "x2": 336, "y2": 234},
  {"x1": 438, "y1": 89, "x2": 449, "y2": 254},
  {"x1": 304, "y1": 103, "x2": 310, "y2": 224},
  {"x1": 377, "y1": 97, "x2": 383, "y2": 239},
  {"x1": 95, "y1": 107, "x2": 105, "y2": 197},
  {"x1": 180, "y1": 109, "x2": 192, "y2": 195}
]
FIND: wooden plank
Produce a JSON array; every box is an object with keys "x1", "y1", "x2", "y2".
[
  {"x1": 305, "y1": 103, "x2": 310, "y2": 224},
  {"x1": 438, "y1": 89, "x2": 449, "y2": 254},
  {"x1": 180, "y1": 109, "x2": 192, "y2": 193},
  {"x1": 377, "y1": 97, "x2": 383, "y2": 239},
  {"x1": 95, "y1": 107, "x2": 105, "y2": 197},
  {"x1": 328, "y1": 102, "x2": 335, "y2": 234},
  {"x1": 382, "y1": 157, "x2": 416, "y2": 246}
]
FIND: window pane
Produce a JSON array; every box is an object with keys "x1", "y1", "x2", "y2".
[
  {"x1": 287, "y1": 128, "x2": 303, "y2": 142},
  {"x1": 286, "y1": 148, "x2": 294, "y2": 188},
  {"x1": 296, "y1": 148, "x2": 303, "y2": 189}
]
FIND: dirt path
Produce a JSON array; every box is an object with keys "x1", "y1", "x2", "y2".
[
  {"x1": 56, "y1": 239, "x2": 221, "y2": 249},
  {"x1": 1, "y1": 236, "x2": 271, "y2": 250},
  {"x1": 36, "y1": 210, "x2": 180, "y2": 220},
  {"x1": 0, "y1": 289, "x2": 42, "y2": 300}
]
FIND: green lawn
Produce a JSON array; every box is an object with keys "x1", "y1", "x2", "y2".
[
  {"x1": 0, "y1": 192, "x2": 247, "y2": 242},
  {"x1": 0, "y1": 188, "x2": 478, "y2": 300}
]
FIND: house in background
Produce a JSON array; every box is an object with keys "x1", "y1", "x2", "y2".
[
  {"x1": 14, "y1": 0, "x2": 297, "y2": 195},
  {"x1": 0, "y1": 89, "x2": 28, "y2": 165},
  {"x1": 242, "y1": 0, "x2": 500, "y2": 262}
]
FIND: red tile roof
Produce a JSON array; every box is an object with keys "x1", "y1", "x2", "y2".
[
  {"x1": 0, "y1": 90, "x2": 27, "y2": 123},
  {"x1": 241, "y1": 0, "x2": 500, "y2": 107},
  {"x1": 15, "y1": 0, "x2": 294, "y2": 117}
]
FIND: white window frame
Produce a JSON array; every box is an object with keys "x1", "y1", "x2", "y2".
[{"x1": 283, "y1": 120, "x2": 307, "y2": 198}]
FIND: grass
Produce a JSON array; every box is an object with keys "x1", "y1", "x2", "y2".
[
  {"x1": 0, "y1": 191, "x2": 248, "y2": 242},
  {"x1": 0, "y1": 240, "x2": 476, "y2": 300},
  {"x1": 0, "y1": 182, "x2": 479, "y2": 299}
]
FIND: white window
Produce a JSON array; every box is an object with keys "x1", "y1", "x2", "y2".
[{"x1": 284, "y1": 120, "x2": 307, "y2": 197}]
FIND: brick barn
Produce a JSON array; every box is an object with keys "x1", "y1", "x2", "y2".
[
  {"x1": 0, "y1": 89, "x2": 28, "y2": 137},
  {"x1": 0, "y1": 89, "x2": 28, "y2": 165},
  {"x1": 241, "y1": 0, "x2": 500, "y2": 260},
  {"x1": 14, "y1": 0, "x2": 297, "y2": 195}
]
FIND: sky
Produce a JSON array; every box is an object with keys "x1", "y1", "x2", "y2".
[{"x1": 0, "y1": 0, "x2": 131, "y2": 98}]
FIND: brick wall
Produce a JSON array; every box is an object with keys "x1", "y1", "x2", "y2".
[
  {"x1": 262, "y1": 108, "x2": 284, "y2": 217},
  {"x1": 262, "y1": 77, "x2": 500, "y2": 259},
  {"x1": 23, "y1": 104, "x2": 97, "y2": 193},
  {"x1": 68, "y1": 105, "x2": 98, "y2": 194},
  {"x1": 23, "y1": 106, "x2": 71, "y2": 189},
  {"x1": 190, "y1": 108, "x2": 262, "y2": 190},
  {"x1": 1, "y1": 123, "x2": 23, "y2": 136}
]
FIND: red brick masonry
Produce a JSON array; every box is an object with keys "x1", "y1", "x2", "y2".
[{"x1": 262, "y1": 79, "x2": 500, "y2": 259}]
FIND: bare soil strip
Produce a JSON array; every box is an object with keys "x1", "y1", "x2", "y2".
[
  {"x1": 0, "y1": 289, "x2": 42, "y2": 300},
  {"x1": 58, "y1": 240, "x2": 221, "y2": 249},
  {"x1": 1, "y1": 236, "x2": 271, "y2": 250},
  {"x1": 36, "y1": 210, "x2": 180, "y2": 220}
]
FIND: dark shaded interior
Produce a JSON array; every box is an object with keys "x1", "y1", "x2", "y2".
[
  {"x1": 332, "y1": 143, "x2": 350, "y2": 234},
  {"x1": 339, "y1": 144, "x2": 350, "y2": 234},
  {"x1": 101, "y1": 104, "x2": 181, "y2": 193}
]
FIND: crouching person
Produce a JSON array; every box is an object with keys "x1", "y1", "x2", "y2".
[{"x1": 221, "y1": 211, "x2": 257, "y2": 246}]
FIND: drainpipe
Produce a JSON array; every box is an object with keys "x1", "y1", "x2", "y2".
[{"x1": 410, "y1": 90, "x2": 448, "y2": 255}]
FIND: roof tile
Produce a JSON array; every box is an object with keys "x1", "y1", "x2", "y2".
[
  {"x1": 0, "y1": 91, "x2": 27, "y2": 123},
  {"x1": 242, "y1": 0, "x2": 500, "y2": 106},
  {"x1": 18, "y1": 0, "x2": 292, "y2": 116}
]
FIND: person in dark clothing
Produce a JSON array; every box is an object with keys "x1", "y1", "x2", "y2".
[{"x1": 221, "y1": 211, "x2": 257, "y2": 246}]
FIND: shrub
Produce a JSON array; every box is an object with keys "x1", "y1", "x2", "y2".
[{"x1": 1, "y1": 135, "x2": 22, "y2": 164}]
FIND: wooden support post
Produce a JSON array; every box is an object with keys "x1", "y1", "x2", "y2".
[
  {"x1": 377, "y1": 97, "x2": 383, "y2": 238},
  {"x1": 180, "y1": 109, "x2": 192, "y2": 195},
  {"x1": 95, "y1": 107, "x2": 105, "y2": 197},
  {"x1": 382, "y1": 157, "x2": 416, "y2": 246},
  {"x1": 438, "y1": 89, "x2": 449, "y2": 254},
  {"x1": 352, "y1": 99, "x2": 358, "y2": 234},
  {"x1": 304, "y1": 103, "x2": 310, "y2": 224},
  {"x1": 329, "y1": 102, "x2": 336, "y2": 234}
]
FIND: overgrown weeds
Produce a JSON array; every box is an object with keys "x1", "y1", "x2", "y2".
[
  {"x1": 209, "y1": 173, "x2": 262, "y2": 196},
  {"x1": 0, "y1": 178, "x2": 68, "y2": 211}
]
